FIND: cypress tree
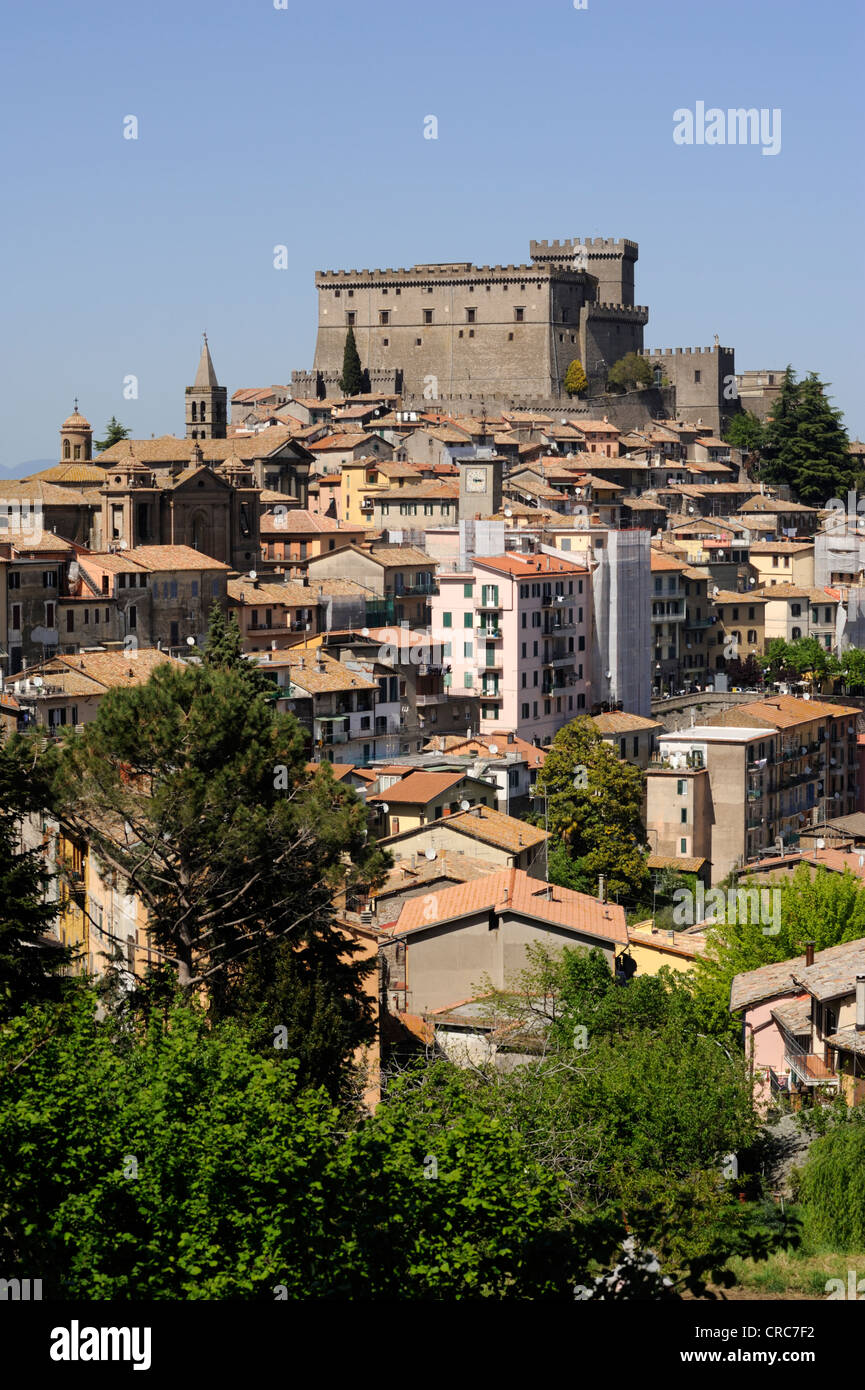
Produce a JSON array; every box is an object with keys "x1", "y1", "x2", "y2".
[{"x1": 338, "y1": 326, "x2": 363, "y2": 397}]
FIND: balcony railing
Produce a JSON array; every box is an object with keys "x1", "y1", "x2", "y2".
[
  {"x1": 394, "y1": 580, "x2": 439, "y2": 598},
  {"x1": 785, "y1": 1047, "x2": 838, "y2": 1087}
]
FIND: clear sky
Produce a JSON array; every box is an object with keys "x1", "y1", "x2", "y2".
[{"x1": 1, "y1": 0, "x2": 862, "y2": 469}]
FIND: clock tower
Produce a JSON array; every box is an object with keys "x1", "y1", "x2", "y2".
[{"x1": 458, "y1": 454, "x2": 503, "y2": 521}]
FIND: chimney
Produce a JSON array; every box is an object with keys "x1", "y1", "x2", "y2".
[
  {"x1": 804, "y1": 940, "x2": 815, "y2": 967},
  {"x1": 598, "y1": 874, "x2": 606, "y2": 904},
  {"x1": 857, "y1": 975, "x2": 865, "y2": 1032}
]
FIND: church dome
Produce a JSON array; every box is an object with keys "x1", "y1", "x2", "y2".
[{"x1": 62, "y1": 409, "x2": 91, "y2": 431}]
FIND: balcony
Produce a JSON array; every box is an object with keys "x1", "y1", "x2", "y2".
[
  {"x1": 477, "y1": 625, "x2": 502, "y2": 639},
  {"x1": 785, "y1": 1047, "x2": 838, "y2": 1087},
  {"x1": 476, "y1": 597, "x2": 501, "y2": 611},
  {"x1": 394, "y1": 580, "x2": 439, "y2": 598}
]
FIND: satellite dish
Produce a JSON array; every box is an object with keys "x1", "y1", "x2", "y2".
[
  {"x1": 186, "y1": 636, "x2": 196, "y2": 647},
  {"x1": 425, "y1": 847, "x2": 437, "y2": 860},
  {"x1": 380, "y1": 802, "x2": 389, "y2": 814},
  {"x1": 33, "y1": 676, "x2": 44, "y2": 688},
  {"x1": 488, "y1": 743, "x2": 499, "y2": 754},
  {"x1": 605, "y1": 670, "x2": 611, "y2": 680},
  {"x1": 817, "y1": 839, "x2": 825, "y2": 850},
  {"x1": 361, "y1": 627, "x2": 370, "y2": 637},
  {"x1": 248, "y1": 570, "x2": 257, "y2": 581},
  {"x1": 460, "y1": 799, "x2": 470, "y2": 812},
  {"x1": 859, "y1": 854, "x2": 864, "y2": 869},
  {"x1": 504, "y1": 507, "x2": 513, "y2": 517},
  {"x1": 117, "y1": 540, "x2": 128, "y2": 550}
]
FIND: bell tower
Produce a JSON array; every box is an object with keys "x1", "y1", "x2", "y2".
[
  {"x1": 60, "y1": 401, "x2": 92, "y2": 462},
  {"x1": 186, "y1": 334, "x2": 227, "y2": 440}
]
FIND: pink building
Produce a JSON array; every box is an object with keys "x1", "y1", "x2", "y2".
[{"x1": 430, "y1": 552, "x2": 591, "y2": 745}]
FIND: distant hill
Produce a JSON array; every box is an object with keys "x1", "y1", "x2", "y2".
[{"x1": 0, "y1": 459, "x2": 55, "y2": 481}]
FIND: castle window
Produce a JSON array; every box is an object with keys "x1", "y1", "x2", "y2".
[
  {"x1": 74, "y1": 445, "x2": 81, "y2": 459},
  {"x1": 694, "y1": 370, "x2": 701, "y2": 384},
  {"x1": 334, "y1": 290, "x2": 340, "y2": 297},
  {"x1": 383, "y1": 339, "x2": 389, "y2": 347},
  {"x1": 514, "y1": 307, "x2": 525, "y2": 322},
  {"x1": 346, "y1": 312, "x2": 356, "y2": 326},
  {"x1": 200, "y1": 403, "x2": 206, "y2": 421},
  {"x1": 395, "y1": 288, "x2": 401, "y2": 295},
  {"x1": 559, "y1": 334, "x2": 564, "y2": 342},
  {"x1": 562, "y1": 309, "x2": 569, "y2": 322},
  {"x1": 382, "y1": 288, "x2": 388, "y2": 295},
  {"x1": 426, "y1": 287, "x2": 433, "y2": 294},
  {"x1": 466, "y1": 308, "x2": 476, "y2": 323},
  {"x1": 348, "y1": 289, "x2": 354, "y2": 297},
  {"x1": 379, "y1": 311, "x2": 389, "y2": 325},
  {"x1": 508, "y1": 332, "x2": 513, "y2": 341},
  {"x1": 416, "y1": 338, "x2": 422, "y2": 346},
  {"x1": 63, "y1": 440, "x2": 71, "y2": 459},
  {"x1": 423, "y1": 309, "x2": 433, "y2": 324},
  {"x1": 469, "y1": 329, "x2": 474, "y2": 338},
  {"x1": 191, "y1": 402, "x2": 197, "y2": 421},
  {"x1": 458, "y1": 330, "x2": 463, "y2": 339}
]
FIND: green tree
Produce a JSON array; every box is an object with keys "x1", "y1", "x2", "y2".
[
  {"x1": 606, "y1": 352, "x2": 653, "y2": 393},
  {"x1": 0, "y1": 736, "x2": 74, "y2": 1017},
  {"x1": 797, "y1": 1109, "x2": 865, "y2": 1250},
  {"x1": 760, "y1": 367, "x2": 853, "y2": 505},
  {"x1": 724, "y1": 410, "x2": 764, "y2": 453},
  {"x1": 564, "y1": 358, "x2": 588, "y2": 397},
  {"x1": 338, "y1": 326, "x2": 363, "y2": 397},
  {"x1": 842, "y1": 647, "x2": 865, "y2": 693},
  {"x1": 49, "y1": 658, "x2": 389, "y2": 1093},
  {"x1": 534, "y1": 718, "x2": 648, "y2": 904},
  {"x1": 0, "y1": 995, "x2": 606, "y2": 1299},
  {"x1": 202, "y1": 602, "x2": 278, "y2": 699},
  {"x1": 94, "y1": 417, "x2": 131, "y2": 452},
  {"x1": 692, "y1": 864, "x2": 865, "y2": 1035}
]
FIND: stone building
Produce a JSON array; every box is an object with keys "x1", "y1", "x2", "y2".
[
  {"x1": 302, "y1": 236, "x2": 649, "y2": 404},
  {"x1": 639, "y1": 344, "x2": 736, "y2": 435},
  {"x1": 186, "y1": 335, "x2": 228, "y2": 440}
]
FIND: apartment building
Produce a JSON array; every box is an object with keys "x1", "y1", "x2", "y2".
[
  {"x1": 650, "y1": 552, "x2": 687, "y2": 697},
  {"x1": 227, "y1": 577, "x2": 317, "y2": 652},
  {"x1": 122, "y1": 545, "x2": 232, "y2": 653},
  {"x1": 430, "y1": 552, "x2": 590, "y2": 745},
  {"x1": 748, "y1": 540, "x2": 814, "y2": 590},
  {"x1": 306, "y1": 545, "x2": 438, "y2": 628},
  {"x1": 709, "y1": 589, "x2": 767, "y2": 670},
  {"x1": 259, "y1": 508, "x2": 367, "y2": 574},
  {"x1": 755, "y1": 585, "x2": 840, "y2": 651},
  {"x1": 0, "y1": 534, "x2": 77, "y2": 673},
  {"x1": 7, "y1": 648, "x2": 179, "y2": 733},
  {"x1": 252, "y1": 647, "x2": 402, "y2": 765}
]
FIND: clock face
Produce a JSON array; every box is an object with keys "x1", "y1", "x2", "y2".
[{"x1": 466, "y1": 469, "x2": 487, "y2": 493}]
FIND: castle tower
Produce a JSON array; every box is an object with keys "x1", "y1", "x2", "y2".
[
  {"x1": 60, "y1": 401, "x2": 92, "y2": 462},
  {"x1": 185, "y1": 334, "x2": 227, "y2": 440}
]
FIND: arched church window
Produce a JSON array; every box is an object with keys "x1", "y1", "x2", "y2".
[
  {"x1": 200, "y1": 402, "x2": 206, "y2": 421},
  {"x1": 63, "y1": 440, "x2": 71, "y2": 459},
  {"x1": 191, "y1": 402, "x2": 197, "y2": 421}
]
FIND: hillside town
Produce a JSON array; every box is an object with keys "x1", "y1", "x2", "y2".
[{"x1": 4, "y1": 236, "x2": 865, "y2": 1308}]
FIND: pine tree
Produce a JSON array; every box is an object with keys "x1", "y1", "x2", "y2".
[
  {"x1": 94, "y1": 417, "x2": 131, "y2": 453},
  {"x1": 202, "y1": 602, "x2": 277, "y2": 698},
  {"x1": 760, "y1": 367, "x2": 853, "y2": 504},
  {"x1": 564, "y1": 359, "x2": 588, "y2": 397},
  {"x1": 338, "y1": 326, "x2": 363, "y2": 397},
  {"x1": 0, "y1": 736, "x2": 73, "y2": 1017}
]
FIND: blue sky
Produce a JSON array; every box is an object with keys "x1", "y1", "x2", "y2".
[{"x1": 2, "y1": 0, "x2": 862, "y2": 469}]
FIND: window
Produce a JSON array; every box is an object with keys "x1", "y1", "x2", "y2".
[
  {"x1": 424, "y1": 309, "x2": 433, "y2": 324},
  {"x1": 45, "y1": 602, "x2": 55, "y2": 627},
  {"x1": 521, "y1": 643, "x2": 526, "y2": 658},
  {"x1": 169, "y1": 581, "x2": 178, "y2": 599},
  {"x1": 42, "y1": 570, "x2": 57, "y2": 588},
  {"x1": 633, "y1": 737, "x2": 638, "y2": 756},
  {"x1": 66, "y1": 610, "x2": 74, "y2": 632},
  {"x1": 680, "y1": 838, "x2": 687, "y2": 854},
  {"x1": 346, "y1": 312, "x2": 356, "y2": 326},
  {"x1": 379, "y1": 310, "x2": 389, "y2": 325},
  {"x1": 522, "y1": 703, "x2": 530, "y2": 719},
  {"x1": 694, "y1": 369, "x2": 701, "y2": 384},
  {"x1": 792, "y1": 626, "x2": 802, "y2": 640},
  {"x1": 463, "y1": 612, "x2": 473, "y2": 628},
  {"x1": 128, "y1": 606, "x2": 137, "y2": 630},
  {"x1": 466, "y1": 308, "x2": 476, "y2": 323},
  {"x1": 681, "y1": 807, "x2": 688, "y2": 823},
  {"x1": 212, "y1": 579, "x2": 220, "y2": 596},
  {"x1": 747, "y1": 629, "x2": 757, "y2": 643},
  {"x1": 442, "y1": 612, "x2": 452, "y2": 627},
  {"x1": 465, "y1": 672, "x2": 473, "y2": 687},
  {"x1": 791, "y1": 603, "x2": 801, "y2": 617},
  {"x1": 463, "y1": 642, "x2": 472, "y2": 658},
  {"x1": 191, "y1": 580, "x2": 199, "y2": 597},
  {"x1": 514, "y1": 307, "x2": 525, "y2": 322},
  {"x1": 463, "y1": 582, "x2": 473, "y2": 598},
  {"x1": 8, "y1": 572, "x2": 19, "y2": 589},
  {"x1": 677, "y1": 778, "x2": 687, "y2": 795}
]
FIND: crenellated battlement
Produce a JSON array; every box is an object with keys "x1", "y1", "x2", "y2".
[
  {"x1": 531, "y1": 237, "x2": 639, "y2": 257},
  {"x1": 588, "y1": 302, "x2": 649, "y2": 318},
  {"x1": 316, "y1": 262, "x2": 547, "y2": 283},
  {"x1": 640, "y1": 345, "x2": 733, "y2": 356}
]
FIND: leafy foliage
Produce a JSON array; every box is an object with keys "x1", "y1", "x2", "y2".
[
  {"x1": 796, "y1": 1109, "x2": 865, "y2": 1250},
  {"x1": 0, "y1": 735, "x2": 73, "y2": 1017},
  {"x1": 564, "y1": 358, "x2": 588, "y2": 396},
  {"x1": 534, "y1": 718, "x2": 648, "y2": 904},
  {"x1": 607, "y1": 352, "x2": 653, "y2": 392},
  {"x1": 723, "y1": 410, "x2": 765, "y2": 453}
]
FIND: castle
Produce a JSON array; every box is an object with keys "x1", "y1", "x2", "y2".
[{"x1": 293, "y1": 236, "x2": 736, "y2": 432}]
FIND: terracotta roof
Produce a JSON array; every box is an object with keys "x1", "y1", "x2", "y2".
[
  {"x1": 426, "y1": 732, "x2": 547, "y2": 766},
  {"x1": 12, "y1": 648, "x2": 180, "y2": 697},
  {"x1": 366, "y1": 545, "x2": 433, "y2": 567},
  {"x1": 388, "y1": 867, "x2": 627, "y2": 944},
  {"x1": 374, "y1": 851, "x2": 500, "y2": 898},
  {"x1": 387, "y1": 804, "x2": 548, "y2": 855},
  {"x1": 26, "y1": 462, "x2": 106, "y2": 484},
  {"x1": 228, "y1": 579, "x2": 315, "y2": 606},
  {"x1": 98, "y1": 427, "x2": 305, "y2": 463},
  {"x1": 124, "y1": 545, "x2": 231, "y2": 572},
  {"x1": 308, "y1": 433, "x2": 380, "y2": 451},
  {"x1": 474, "y1": 552, "x2": 588, "y2": 578},
  {"x1": 770, "y1": 997, "x2": 812, "y2": 1036},
  {"x1": 260, "y1": 509, "x2": 363, "y2": 534},
  {"x1": 373, "y1": 482, "x2": 460, "y2": 501},
  {"x1": 591, "y1": 710, "x2": 664, "y2": 734},
  {"x1": 368, "y1": 771, "x2": 471, "y2": 805},
  {"x1": 732, "y1": 936, "x2": 865, "y2": 1011},
  {"x1": 713, "y1": 694, "x2": 859, "y2": 729},
  {"x1": 645, "y1": 854, "x2": 707, "y2": 873},
  {"x1": 77, "y1": 552, "x2": 149, "y2": 575},
  {"x1": 273, "y1": 650, "x2": 378, "y2": 695}
]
